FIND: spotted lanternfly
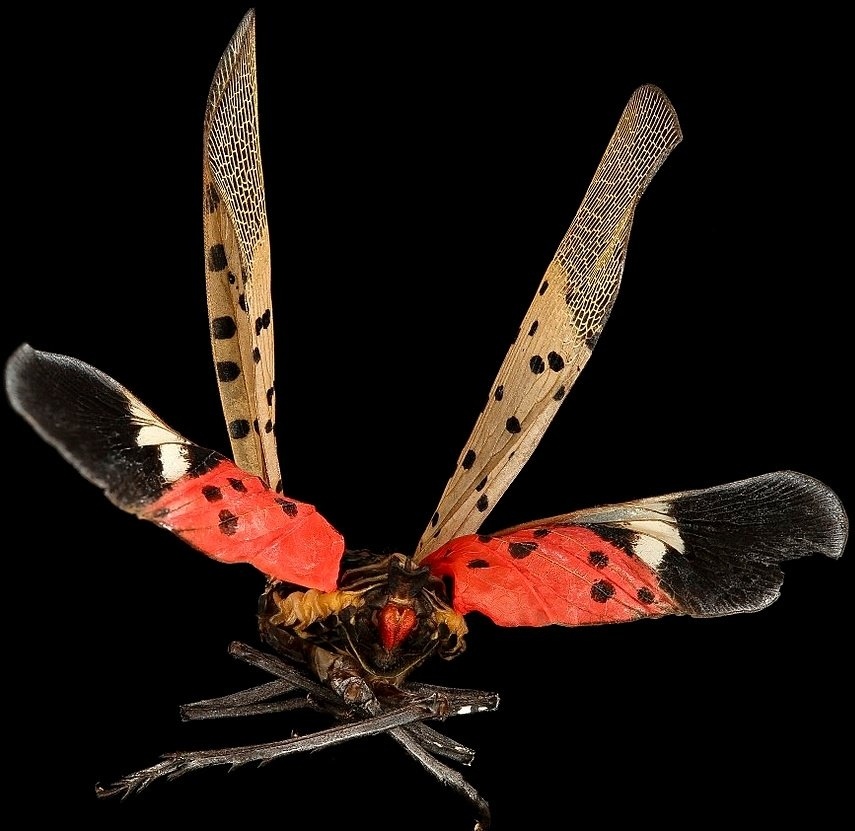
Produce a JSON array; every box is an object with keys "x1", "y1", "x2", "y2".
[{"x1": 5, "y1": 10, "x2": 848, "y2": 831}]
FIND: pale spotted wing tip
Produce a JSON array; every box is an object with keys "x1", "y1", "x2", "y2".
[
  {"x1": 204, "y1": 8, "x2": 257, "y2": 130},
  {"x1": 632, "y1": 84, "x2": 683, "y2": 141}
]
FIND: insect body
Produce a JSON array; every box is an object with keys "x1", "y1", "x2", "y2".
[{"x1": 4, "y1": 11, "x2": 847, "y2": 830}]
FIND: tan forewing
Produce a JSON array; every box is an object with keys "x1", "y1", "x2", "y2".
[
  {"x1": 414, "y1": 85, "x2": 682, "y2": 561},
  {"x1": 203, "y1": 10, "x2": 281, "y2": 491}
]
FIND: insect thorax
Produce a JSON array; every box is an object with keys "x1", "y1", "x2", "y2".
[{"x1": 258, "y1": 551, "x2": 467, "y2": 686}]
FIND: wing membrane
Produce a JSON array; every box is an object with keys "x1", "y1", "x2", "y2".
[
  {"x1": 203, "y1": 9, "x2": 281, "y2": 491},
  {"x1": 423, "y1": 472, "x2": 848, "y2": 625},
  {"x1": 5, "y1": 345, "x2": 344, "y2": 589},
  {"x1": 415, "y1": 85, "x2": 682, "y2": 560}
]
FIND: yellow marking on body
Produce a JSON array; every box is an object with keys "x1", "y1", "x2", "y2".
[
  {"x1": 434, "y1": 608, "x2": 468, "y2": 642},
  {"x1": 270, "y1": 588, "x2": 365, "y2": 632}
]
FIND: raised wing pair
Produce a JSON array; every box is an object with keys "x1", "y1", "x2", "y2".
[{"x1": 5, "y1": 10, "x2": 846, "y2": 830}]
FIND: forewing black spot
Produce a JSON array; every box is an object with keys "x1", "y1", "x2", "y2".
[
  {"x1": 529, "y1": 355, "x2": 545, "y2": 374},
  {"x1": 509, "y1": 541, "x2": 537, "y2": 559},
  {"x1": 462, "y1": 449, "x2": 476, "y2": 470},
  {"x1": 494, "y1": 385, "x2": 504, "y2": 401},
  {"x1": 591, "y1": 580, "x2": 615, "y2": 603},
  {"x1": 547, "y1": 351, "x2": 565, "y2": 371},
  {"x1": 228, "y1": 419, "x2": 251, "y2": 439},
  {"x1": 506, "y1": 416, "x2": 521, "y2": 434},
  {"x1": 253, "y1": 418, "x2": 260, "y2": 434},
  {"x1": 264, "y1": 419, "x2": 274, "y2": 433},
  {"x1": 218, "y1": 509, "x2": 239, "y2": 535},
  {"x1": 205, "y1": 183, "x2": 221, "y2": 213},
  {"x1": 207, "y1": 244, "x2": 228, "y2": 272},
  {"x1": 252, "y1": 347, "x2": 261, "y2": 363},
  {"x1": 528, "y1": 321, "x2": 539, "y2": 336},
  {"x1": 467, "y1": 559, "x2": 490, "y2": 569},
  {"x1": 255, "y1": 309, "x2": 272, "y2": 336},
  {"x1": 266, "y1": 386, "x2": 275, "y2": 406},
  {"x1": 475, "y1": 476, "x2": 487, "y2": 491},
  {"x1": 274, "y1": 479, "x2": 284, "y2": 494},
  {"x1": 211, "y1": 316, "x2": 237, "y2": 339},
  {"x1": 553, "y1": 385, "x2": 566, "y2": 401},
  {"x1": 202, "y1": 485, "x2": 223, "y2": 502},
  {"x1": 539, "y1": 281, "x2": 549, "y2": 295},
  {"x1": 216, "y1": 361, "x2": 241, "y2": 382},
  {"x1": 227, "y1": 271, "x2": 237, "y2": 285},
  {"x1": 431, "y1": 512, "x2": 439, "y2": 528},
  {"x1": 476, "y1": 494, "x2": 489, "y2": 512},
  {"x1": 238, "y1": 293, "x2": 247, "y2": 312}
]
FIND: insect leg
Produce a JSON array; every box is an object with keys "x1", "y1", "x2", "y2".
[
  {"x1": 397, "y1": 683, "x2": 498, "y2": 765},
  {"x1": 95, "y1": 698, "x2": 444, "y2": 799},
  {"x1": 178, "y1": 642, "x2": 350, "y2": 721},
  {"x1": 403, "y1": 722, "x2": 477, "y2": 765},
  {"x1": 180, "y1": 679, "x2": 324, "y2": 721},
  {"x1": 407, "y1": 681, "x2": 500, "y2": 718},
  {"x1": 180, "y1": 679, "x2": 299, "y2": 718},
  {"x1": 227, "y1": 640, "x2": 343, "y2": 706},
  {"x1": 387, "y1": 726, "x2": 492, "y2": 831},
  {"x1": 217, "y1": 640, "x2": 492, "y2": 822},
  {"x1": 225, "y1": 641, "x2": 495, "y2": 767}
]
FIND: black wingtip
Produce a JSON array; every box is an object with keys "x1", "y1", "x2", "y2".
[
  {"x1": 5, "y1": 342, "x2": 35, "y2": 412},
  {"x1": 662, "y1": 470, "x2": 848, "y2": 616},
  {"x1": 767, "y1": 470, "x2": 848, "y2": 560}
]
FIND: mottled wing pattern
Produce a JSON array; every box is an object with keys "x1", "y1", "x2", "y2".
[
  {"x1": 415, "y1": 85, "x2": 682, "y2": 561},
  {"x1": 5, "y1": 346, "x2": 344, "y2": 590},
  {"x1": 203, "y1": 10, "x2": 281, "y2": 491},
  {"x1": 423, "y1": 472, "x2": 847, "y2": 626}
]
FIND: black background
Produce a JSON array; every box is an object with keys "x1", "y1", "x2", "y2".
[{"x1": 7, "y1": 5, "x2": 851, "y2": 829}]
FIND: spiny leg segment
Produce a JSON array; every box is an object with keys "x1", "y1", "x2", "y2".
[{"x1": 96, "y1": 642, "x2": 498, "y2": 830}]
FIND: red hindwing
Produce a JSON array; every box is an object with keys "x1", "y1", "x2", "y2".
[
  {"x1": 143, "y1": 458, "x2": 343, "y2": 590},
  {"x1": 424, "y1": 525, "x2": 679, "y2": 627},
  {"x1": 4, "y1": 345, "x2": 344, "y2": 591},
  {"x1": 424, "y1": 473, "x2": 847, "y2": 626}
]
